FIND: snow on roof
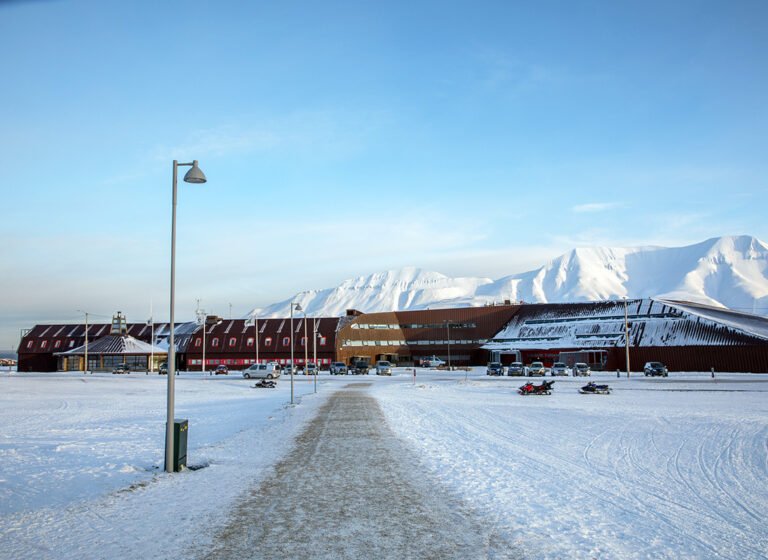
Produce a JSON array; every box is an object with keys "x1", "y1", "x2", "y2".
[
  {"x1": 484, "y1": 298, "x2": 768, "y2": 351},
  {"x1": 658, "y1": 299, "x2": 768, "y2": 341},
  {"x1": 57, "y1": 335, "x2": 167, "y2": 356}
]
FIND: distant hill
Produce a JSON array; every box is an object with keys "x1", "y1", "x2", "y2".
[{"x1": 248, "y1": 235, "x2": 768, "y2": 318}]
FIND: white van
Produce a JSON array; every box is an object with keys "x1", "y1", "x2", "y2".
[{"x1": 242, "y1": 363, "x2": 281, "y2": 380}]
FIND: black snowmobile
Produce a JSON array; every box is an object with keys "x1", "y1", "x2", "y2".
[
  {"x1": 579, "y1": 381, "x2": 611, "y2": 395},
  {"x1": 252, "y1": 379, "x2": 277, "y2": 389}
]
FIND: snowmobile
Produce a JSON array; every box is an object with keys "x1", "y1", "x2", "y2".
[
  {"x1": 579, "y1": 381, "x2": 611, "y2": 395},
  {"x1": 518, "y1": 380, "x2": 554, "y2": 395},
  {"x1": 252, "y1": 379, "x2": 277, "y2": 389}
]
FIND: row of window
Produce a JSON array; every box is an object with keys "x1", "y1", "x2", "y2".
[
  {"x1": 342, "y1": 339, "x2": 487, "y2": 347},
  {"x1": 350, "y1": 322, "x2": 477, "y2": 330},
  {"x1": 194, "y1": 335, "x2": 328, "y2": 348},
  {"x1": 188, "y1": 358, "x2": 332, "y2": 366},
  {"x1": 27, "y1": 339, "x2": 76, "y2": 350}
]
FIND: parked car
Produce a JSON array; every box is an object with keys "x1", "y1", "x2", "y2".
[
  {"x1": 158, "y1": 361, "x2": 168, "y2": 375},
  {"x1": 330, "y1": 362, "x2": 348, "y2": 375},
  {"x1": 421, "y1": 356, "x2": 446, "y2": 367},
  {"x1": 112, "y1": 364, "x2": 130, "y2": 374},
  {"x1": 528, "y1": 361, "x2": 546, "y2": 376},
  {"x1": 507, "y1": 362, "x2": 525, "y2": 376},
  {"x1": 214, "y1": 364, "x2": 229, "y2": 375},
  {"x1": 550, "y1": 362, "x2": 569, "y2": 376},
  {"x1": 644, "y1": 361, "x2": 669, "y2": 377},
  {"x1": 242, "y1": 363, "x2": 281, "y2": 380},
  {"x1": 486, "y1": 362, "x2": 504, "y2": 376},
  {"x1": 352, "y1": 361, "x2": 370, "y2": 375},
  {"x1": 304, "y1": 363, "x2": 318, "y2": 375},
  {"x1": 375, "y1": 360, "x2": 393, "y2": 375},
  {"x1": 572, "y1": 362, "x2": 591, "y2": 376}
]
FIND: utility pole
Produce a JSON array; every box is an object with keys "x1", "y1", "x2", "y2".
[{"x1": 623, "y1": 297, "x2": 630, "y2": 378}]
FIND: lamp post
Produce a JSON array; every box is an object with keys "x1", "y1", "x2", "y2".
[
  {"x1": 245, "y1": 315, "x2": 260, "y2": 365},
  {"x1": 290, "y1": 302, "x2": 302, "y2": 405},
  {"x1": 196, "y1": 307, "x2": 207, "y2": 375},
  {"x1": 77, "y1": 310, "x2": 89, "y2": 374},
  {"x1": 302, "y1": 308, "x2": 308, "y2": 381},
  {"x1": 445, "y1": 320, "x2": 452, "y2": 371},
  {"x1": 313, "y1": 317, "x2": 318, "y2": 394},
  {"x1": 148, "y1": 315, "x2": 154, "y2": 374},
  {"x1": 623, "y1": 297, "x2": 630, "y2": 378},
  {"x1": 166, "y1": 159, "x2": 206, "y2": 474}
]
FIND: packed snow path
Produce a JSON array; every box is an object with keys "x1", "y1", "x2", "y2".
[{"x1": 200, "y1": 384, "x2": 520, "y2": 559}]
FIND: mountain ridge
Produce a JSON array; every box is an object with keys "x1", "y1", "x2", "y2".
[{"x1": 249, "y1": 235, "x2": 768, "y2": 318}]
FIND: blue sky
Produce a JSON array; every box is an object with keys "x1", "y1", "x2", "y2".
[{"x1": 1, "y1": 0, "x2": 767, "y2": 350}]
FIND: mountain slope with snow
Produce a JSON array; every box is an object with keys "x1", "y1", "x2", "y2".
[{"x1": 249, "y1": 235, "x2": 768, "y2": 318}]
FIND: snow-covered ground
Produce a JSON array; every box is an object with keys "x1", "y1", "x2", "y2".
[
  {"x1": 1, "y1": 369, "x2": 766, "y2": 559},
  {"x1": 0, "y1": 371, "x2": 327, "y2": 559},
  {"x1": 375, "y1": 370, "x2": 768, "y2": 559}
]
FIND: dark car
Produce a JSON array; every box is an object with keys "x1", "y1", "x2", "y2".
[
  {"x1": 486, "y1": 362, "x2": 504, "y2": 376},
  {"x1": 158, "y1": 361, "x2": 168, "y2": 375},
  {"x1": 644, "y1": 362, "x2": 669, "y2": 377},
  {"x1": 214, "y1": 364, "x2": 229, "y2": 375},
  {"x1": 507, "y1": 362, "x2": 525, "y2": 376},
  {"x1": 352, "y1": 361, "x2": 370, "y2": 375}
]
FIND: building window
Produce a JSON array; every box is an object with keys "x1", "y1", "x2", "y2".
[
  {"x1": 54, "y1": 340, "x2": 61, "y2": 349},
  {"x1": 319, "y1": 336, "x2": 327, "y2": 346},
  {"x1": 41, "y1": 340, "x2": 48, "y2": 349},
  {"x1": 282, "y1": 336, "x2": 290, "y2": 346},
  {"x1": 195, "y1": 338, "x2": 202, "y2": 347},
  {"x1": 27, "y1": 340, "x2": 33, "y2": 349},
  {"x1": 229, "y1": 337, "x2": 237, "y2": 347},
  {"x1": 246, "y1": 337, "x2": 254, "y2": 347},
  {"x1": 212, "y1": 337, "x2": 219, "y2": 347},
  {"x1": 264, "y1": 337, "x2": 272, "y2": 346},
  {"x1": 69, "y1": 341, "x2": 75, "y2": 348},
  {"x1": 301, "y1": 337, "x2": 306, "y2": 346}
]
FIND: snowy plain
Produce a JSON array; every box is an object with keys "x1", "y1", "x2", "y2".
[{"x1": 1, "y1": 368, "x2": 767, "y2": 559}]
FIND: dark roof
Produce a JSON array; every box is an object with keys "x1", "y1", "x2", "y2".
[{"x1": 18, "y1": 322, "x2": 194, "y2": 355}]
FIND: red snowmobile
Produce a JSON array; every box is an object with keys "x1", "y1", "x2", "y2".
[{"x1": 518, "y1": 380, "x2": 554, "y2": 395}]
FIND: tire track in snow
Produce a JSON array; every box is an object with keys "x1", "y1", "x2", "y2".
[{"x1": 377, "y1": 384, "x2": 768, "y2": 559}]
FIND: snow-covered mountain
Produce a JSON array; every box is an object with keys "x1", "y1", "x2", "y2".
[{"x1": 249, "y1": 235, "x2": 768, "y2": 318}]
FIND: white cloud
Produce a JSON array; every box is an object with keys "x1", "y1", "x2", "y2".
[{"x1": 572, "y1": 202, "x2": 621, "y2": 213}]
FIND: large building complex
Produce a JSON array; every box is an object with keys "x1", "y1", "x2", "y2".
[{"x1": 17, "y1": 299, "x2": 768, "y2": 373}]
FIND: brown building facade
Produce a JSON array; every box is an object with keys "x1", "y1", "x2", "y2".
[{"x1": 336, "y1": 305, "x2": 520, "y2": 366}]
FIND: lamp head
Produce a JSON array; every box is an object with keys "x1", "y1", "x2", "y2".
[
  {"x1": 294, "y1": 303, "x2": 303, "y2": 312},
  {"x1": 183, "y1": 160, "x2": 207, "y2": 184}
]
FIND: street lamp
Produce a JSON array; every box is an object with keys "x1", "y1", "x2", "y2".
[
  {"x1": 302, "y1": 307, "x2": 308, "y2": 382},
  {"x1": 313, "y1": 317, "x2": 318, "y2": 394},
  {"x1": 445, "y1": 320, "x2": 452, "y2": 371},
  {"x1": 623, "y1": 297, "x2": 630, "y2": 378},
  {"x1": 76, "y1": 310, "x2": 89, "y2": 374},
  {"x1": 166, "y1": 159, "x2": 207, "y2": 474},
  {"x1": 245, "y1": 315, "x2": 260, "y2": 365},
  {"x1": 289, "y1": 302, "x2": 302, "y2": 405}
]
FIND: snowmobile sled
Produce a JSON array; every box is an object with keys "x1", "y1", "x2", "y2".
[
  {"x1": 579, "y1": 381, "x2": 611, "y2": 395},
  {"x1": 518, "y1": 380, "x2": 554, "y2": 395},
  {"x1": 253, "y1": 379, "x2": 277, "y2": 389}
]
